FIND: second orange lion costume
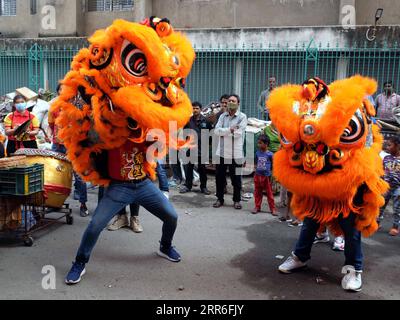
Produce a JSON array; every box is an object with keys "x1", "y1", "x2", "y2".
[{"x1": 268, "y1": 75, "x2": 388, "y2": 237}]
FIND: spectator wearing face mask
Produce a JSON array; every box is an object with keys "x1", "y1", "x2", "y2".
[
  {"x1": 4, "y1": 95, "x2": 40, "y2": 156},
  {"x1": 213, "y1": 94, "x2": 248, "y2": 210}
]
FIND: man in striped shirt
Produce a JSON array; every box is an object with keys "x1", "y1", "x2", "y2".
[{"x1": 375, "y1": 81, "x2": 400, "y2": 122}]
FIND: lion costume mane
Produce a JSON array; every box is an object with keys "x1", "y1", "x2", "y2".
[
  {"x1": 53, "y1": 17, "x2": 195, "y2": 186},
  {"x1": 268, "y1": 75, "x2": 389, "y2": 237}
]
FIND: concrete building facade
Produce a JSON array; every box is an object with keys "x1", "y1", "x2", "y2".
[
  {"x1": 0, "y1": 0, "x2": 151, "y2": 38},
  {"x1": 0, "y1": 0, "x2": 399, "y2": 38}
]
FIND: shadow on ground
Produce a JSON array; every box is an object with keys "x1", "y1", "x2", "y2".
[{"x1": 230, "y1": 216, "x2": 400, "y2": 300}]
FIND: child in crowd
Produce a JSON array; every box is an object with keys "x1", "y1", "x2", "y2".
[
  {"x1": 252, "y1": 135, "x2": 277, "y2": 216},
  {"x1": 379, "y1": 135, "x2": 400, "y2": 236}
]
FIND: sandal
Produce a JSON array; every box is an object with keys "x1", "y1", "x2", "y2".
[
  {"x1": 234, "y1": 202, "x2": 243, "y2": 210},
  {"x1": 213, "y1": 200, "x2": 224, "y2": 208}
]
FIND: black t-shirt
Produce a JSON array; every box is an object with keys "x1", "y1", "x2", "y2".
[{"x1": 185, "y1": 115, "x2": 213, "y2": 155}]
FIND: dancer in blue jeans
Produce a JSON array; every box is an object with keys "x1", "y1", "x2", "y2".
[
  {"x1": 287, "y1": 213, "x2": 363, "y2": 269},
  {"x1": 279, "y1": 212, "x2": 364, "y2": 292},
  {"x1": 106, "y1": 161, "x2": 170, "y2": 233},
  {"x1": 74, "y1": 180, "x2": 178, "y2": 263},
  {"x1": 65, "y1": 141, "x2": 181, "y2": 285},
  {"x1": 279, "y1": 189, "x2": 365, "y2": 292}
]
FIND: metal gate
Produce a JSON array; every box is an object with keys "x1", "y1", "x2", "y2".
[{"x1": 28, "y1": 43, "x2": 43, "y2": 92}]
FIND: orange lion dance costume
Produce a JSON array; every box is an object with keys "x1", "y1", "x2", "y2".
[
  {"x1": 60, "y1": 18, "x2": 196, "y2": 284},
  {"x1": 54, "y1": 18, "x2": 195, "y2": 186},
  {"x1": 271, "y1": 75, "x2": 388, "y2": 292}
]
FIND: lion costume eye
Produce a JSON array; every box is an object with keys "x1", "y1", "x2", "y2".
[
  {"x1": 172, "y1": 55, "x2": 180, "y2": 66},
  {"x1": 121, "y1": 40, "x2": 148, "y2": 77},
  {"x1": 340, "y1": 110, "x2": 365, "y2": 144},
  {"x1": 280, "y1": 133, "x2": 292, "y2": 146}
]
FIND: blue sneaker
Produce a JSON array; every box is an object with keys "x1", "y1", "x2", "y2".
[
  {"x1": 65, "y1": 261, "x2": 86, "y2": 285},
  {"x1": 158, "y1": 245, "x2": 181, "y2": 263}
]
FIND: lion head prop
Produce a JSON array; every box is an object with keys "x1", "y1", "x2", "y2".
[
  {"x1": 54, "y1": 18, "x2": 195, "y2": 185},
  {"x1": 268, "y1": 75, "x2": 389, "y2": 237}
]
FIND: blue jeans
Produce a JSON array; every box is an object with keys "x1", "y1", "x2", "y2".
[
  {"x1": 294, "y1": 213, "x2": 363, "y2": 271},
  {"x1": 99, "y1": 161, "x2": 169, "y2": 216},
  {"x1": 74, "y1": 173, "x2": 88, "y2": 204},
  {"x1": 157, "y1": 161, "x2": 169, "y2": 192},
  {"x1": 380, "y1": 186, "x2": 400, "y2": 227},
  {"x1": 52, "y1": 143, "x2": 87, "y2": 204},
  {"x1": 98, "y1": 186, "x2": 139, "y2": 217},
  {"x1": 76, "y1": 179, "x2": 178, "y2": 264}
]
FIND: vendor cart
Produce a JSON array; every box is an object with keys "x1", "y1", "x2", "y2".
[{"x1": 0, "y1": 160, "x2": 73, "y2": 247}]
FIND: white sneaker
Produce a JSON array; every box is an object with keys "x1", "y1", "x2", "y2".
[
  {"x1": 131, "y1": 216, "x2": 144, "y2": 233},
  {"x1": 341, "y1": 265, "x2": 362, "y2": 292},
  {"x1": 332, "y1": 236, "x2": 345, "y2": 251},
  {"x1": 107, "y1": 214, "x2": 129, "y2": 231},
  {"x1": 314, "y1": 233, "x2": 330, "y2": 244},
  {"x1": 278, "y1": 253, "x2": 307, "y2": 274},
  {"x1": 163, "y1": 191, "x2": 170, "y2": 200}
]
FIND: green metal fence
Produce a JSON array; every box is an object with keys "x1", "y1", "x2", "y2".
[
  {"x1": 187, "y1": 40, "x2": 400, "y2": 118},
  {"x1": 0, "y1": 44, "x2": 81, "y2": 95},
  {"x1": 1, "y1": 40, "x2": 399, "y2": 119}
]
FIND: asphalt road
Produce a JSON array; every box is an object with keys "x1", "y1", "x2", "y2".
[{"x1": 0, "y1": 177, "x2": 399, "y2": 300}]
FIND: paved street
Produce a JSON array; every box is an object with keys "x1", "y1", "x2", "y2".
[{"x1": 0, "y1": 177, "x2": 399, "y2": 300}]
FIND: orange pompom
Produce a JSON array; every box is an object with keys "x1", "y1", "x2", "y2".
[
  {"x1": 156, "y1": 21, "x2": 173, "y2": 37},
  {"x1": 302, "y1": 84, "x2": 317, "y2": 100}
]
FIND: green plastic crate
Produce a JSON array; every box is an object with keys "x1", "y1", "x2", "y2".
[{"x1": 0, "y1": 164, "x2": 44, "y2": 196}]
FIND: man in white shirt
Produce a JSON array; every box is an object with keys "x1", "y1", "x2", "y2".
[{"x1": 213, "y1": 95, "x2": 248, "y2": 210}]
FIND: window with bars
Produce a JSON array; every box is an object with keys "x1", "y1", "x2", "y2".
[
  {"x1": 87, "y1": 0, "x2": 134, "y2": 12},
  {"x1": 0, "y1": 0, "x2": 16, "y2": 16},
  {"x1": 30, "y1": 0, "x2": 37, "y2": 15}
]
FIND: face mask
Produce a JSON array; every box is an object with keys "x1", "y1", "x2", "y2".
[
  {"x1": 227, "y1": 102, "x2": 239, "y2": 113},
  {"x1": 15, "y1": 102, "x2": 27, "y2": 112}
]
